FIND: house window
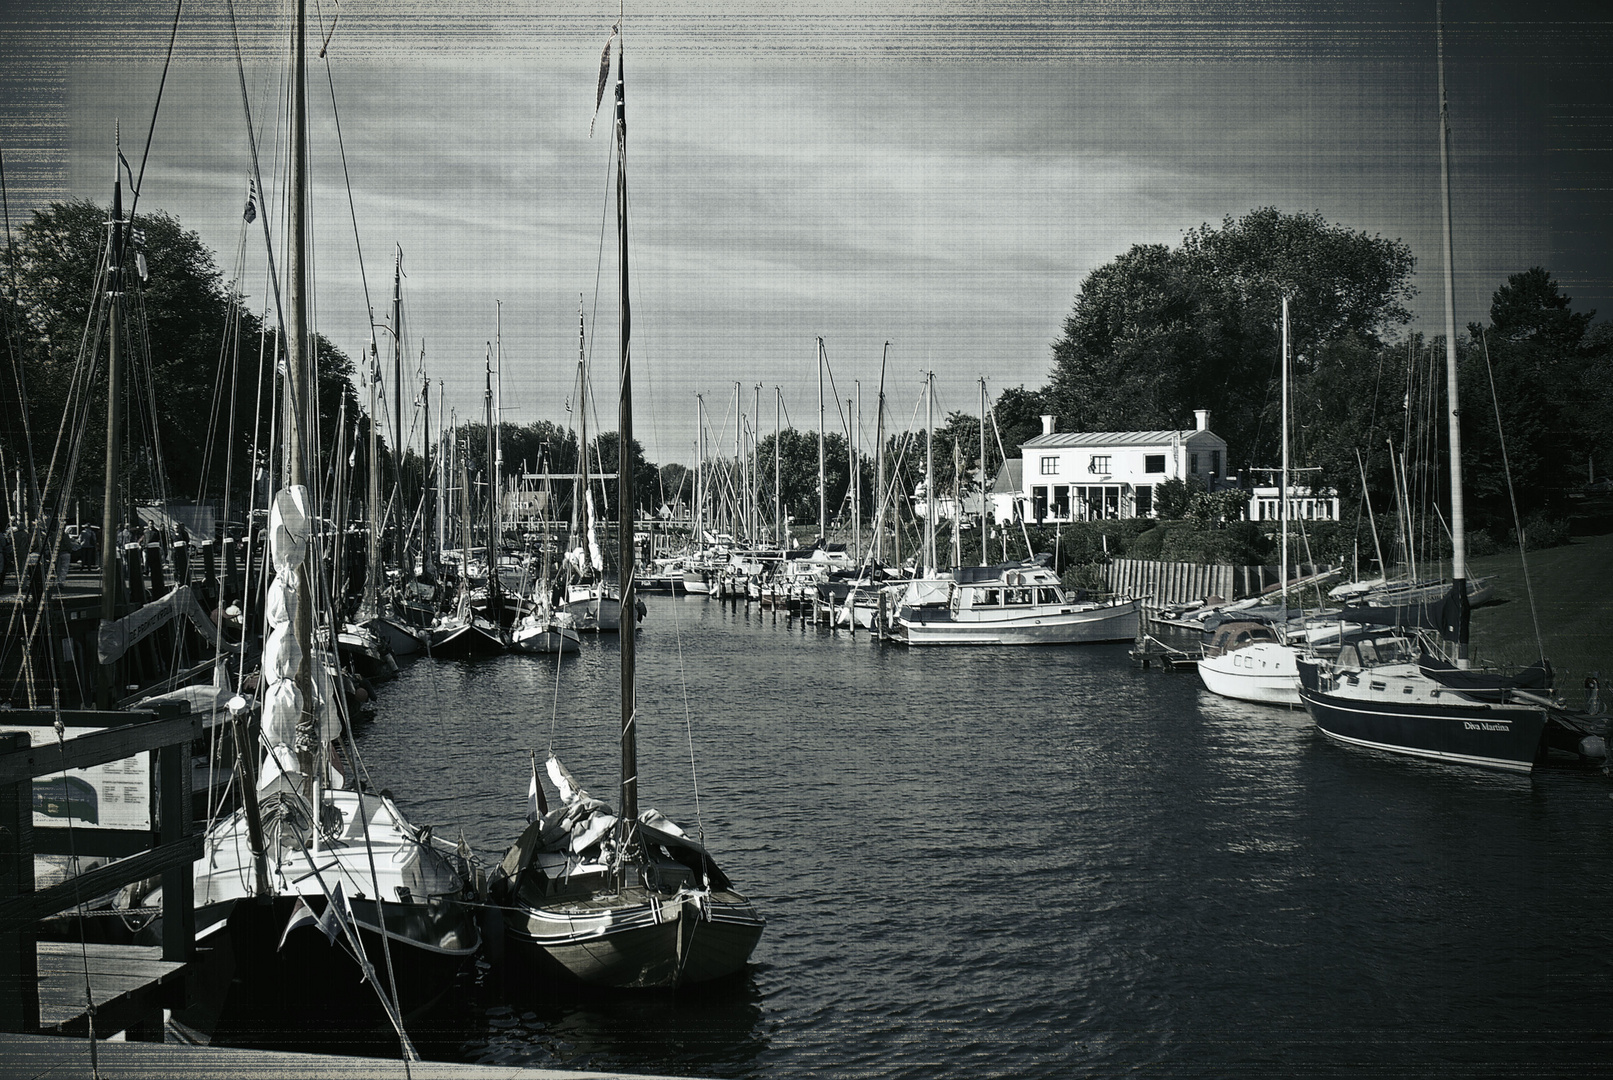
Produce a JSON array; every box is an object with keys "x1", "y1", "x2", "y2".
[
  {"x1": 1040, "y1": 456, "x2": 1058, "y2": 476},
  {"x1": 1189, "y1": 452, "x2": 1199, "y2": 474},
  {"x1": 1053, "y1": 485, "x2": 1070, "y2": 519},
  {"x1": 1144, "y1": 454, "x2": 1165, "y2": 474},
  {"x1": 1033, "y1": 486, "x2": 1048, "y2": 523},
  {"x1": 1210, "y1": 450, "x2": 1221, "y2": 476},
  {"x1": 1089, "y1": 455, "x2": 1111, "y2": 474},
  {"x1": 1135, "y1": 485, "x2": 1153, "y2": 517}
]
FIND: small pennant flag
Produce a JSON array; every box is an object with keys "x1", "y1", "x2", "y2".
[
  {"x1": 590, "y1": 22, "x2": 618, "y2": 136},
  {"x1": 279, "y1": 897, "x2": 318, "y2": 950},
  {"x1": 244, "y1": 180, "x2": 257, "y2": 223}
]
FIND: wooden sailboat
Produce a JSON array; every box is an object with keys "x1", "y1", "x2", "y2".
[
  {"x1": 492, "y1": 35, "x2": 764, "y2": 988},
  {"x1": 1295, "y1": 2, "x2": 1601, "y2": 771},
  {"x1": 184, "y1": 0, "x2": 480, "y2": 1045}
]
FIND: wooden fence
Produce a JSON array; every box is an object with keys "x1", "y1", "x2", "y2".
[{"x1": 1105, "y1": 558, "x2": 1324, "y2": 607}]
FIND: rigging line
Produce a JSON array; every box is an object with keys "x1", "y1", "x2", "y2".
[
  {"x1": 1480, "y1": 330, "x2": 1545, "y2": 661},
  {"x1": 225, "y1": 0, "x2": 289, "y2": 372},
  {"x1": 319, "y1": 48, "x2": 376, "y2": 361},
  {"x1": 53, "y1": 709, "x2": 103, "y2": 1080},
  {"x1": 127, "y1": 0, "x2": 184, "y2": 211}
]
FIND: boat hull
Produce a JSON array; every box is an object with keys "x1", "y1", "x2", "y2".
[
  {"x1": 504, "y1": 891, "x2": 764, "y2": 989},
  {"x1": 1197, "y1": 643, "x2": 1302, "y2": 706},
  {"x1": 174, "y1": 893, "x2": 479, "y2": 1046},
  {"x1": 510, "y1": 624, "x2": 581, "y2": 653},
  {"x1": 428, "y1": 620, "x2": 506, "y2": 657},
  {"x1": 1298, "y1": 663, "x2": 1548, "y2": 772},
  {"x1": 897, "y1": 600, "x2": 1139, "y2": 646}
]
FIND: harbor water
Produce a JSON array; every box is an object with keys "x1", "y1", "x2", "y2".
[{"x1": 354, "y1": 594, "x2": 1613, "y2": 1078}]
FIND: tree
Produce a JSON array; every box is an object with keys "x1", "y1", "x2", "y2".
[
  {"x1": 10, "y1": 199, "x2": 359, "y2": 523},
  {"x1": 1045, "y1": 208, "x2": 1416, "y2": 471},
  {"x1": 1461, "y1": 267, "x2": 1604, "y2": 523}
]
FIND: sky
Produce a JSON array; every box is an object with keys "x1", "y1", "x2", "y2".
[{"x1": 4, "y1": 0, "x2": 1613, "y2": 465}]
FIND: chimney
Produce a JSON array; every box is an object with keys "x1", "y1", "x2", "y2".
[
  {"x1": 1194, "y1": 409, "x2": 1210, "y2": 432},
  {"x1": 1040, "y1": 414, "x2": 1056, "y2": 436}
]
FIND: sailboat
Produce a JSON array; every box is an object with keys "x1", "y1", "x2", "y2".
[
  {"x1": 1295, "y1": 3, "x2": 1601, "y2": 771},
  {"x1": 491, "y1": 34, "x2": 764, "y2": 988},
  {"x1": 184, "y1": 0, "x2": 480, "y2": 1045},
  {"x1": 511, "y1": 455, "x2": 581, "y2": 654},
  {"x1": 1197, "y1": 297, "x2": 1338, "y2": 706}
]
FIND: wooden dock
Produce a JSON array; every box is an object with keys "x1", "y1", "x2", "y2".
[
  {"x1": 0, "y1": 1032, "x2": 697, "y2": 1079},
  {"x1": 32, "y1": 942, "x2": 187, "y2": 1039}
]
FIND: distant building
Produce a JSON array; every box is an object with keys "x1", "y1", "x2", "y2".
[
  {"x1": 1247, "y1": 484, "x2": 1340, "y2": 523},
  {"x1": 1015, "y1": 411, "x2": 1230, "y2": 522}
]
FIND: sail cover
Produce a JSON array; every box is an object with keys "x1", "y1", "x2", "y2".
[{"x1": 261, "y1": 486, "x2": 339, "y2": 767}]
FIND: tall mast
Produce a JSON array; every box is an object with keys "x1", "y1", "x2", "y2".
[
  {"x1": 575, "y1": 298, "x2": 589, "y2": 570},
  {"x1": 924, "y1": 370, "x2": 936, "y2": 574},
  {"x1": 484, "y1": 346, "x2": 495, "y2": 596},
  {"x1": 773, "y1": 387, "x2": 782, "y2": 546},
  {"x1": 614, "y1": 41, "x2": 638, "y2": 825},
  {"x1": 1280, "y1": 295, "x2": 1290, "y2": 609},
  {"x1": 979, "y1": 377, "x2": 988, "y2": 565},
  {"x1": 494, "y1": 299, "x2": 504, "y2": 565},
  {"x1": 816, "y1": 337, "x2": 826, "y2": 546},
  {"x1": 875, "y1": 343, "x2": 887, "y2": 565},
  {"x1": 97, "y1": 132, "x2": 126, "y2": 709},
  {"x1": 694, "y1": 395, "x2": 704, "y2": 552},
  {"x1": 365, "y1": 327, "x2": 381, "y2": 619},
  {"x1": 286, "y1": 0, "x2": 317, "y2": 776},
  {"x1": 852, "y1": 382, "x2": 860, "y2": 564},
  {"x1": 391, "y1": 246, "x2": 403, "y2": 552},
  {"x1": 420, "y1": 359, "x2": 432, "y2": 576},
  {"x1": 753, "y1": 384, "x2": 761, "y2": 546},
  {"x1": 1436, "y1": 0, "x2": 1470, "y2": 663}
]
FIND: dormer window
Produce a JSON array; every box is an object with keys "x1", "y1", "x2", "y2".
[{"x1": 1089, "y1": 455, "x2": 1110, "y2": 474}]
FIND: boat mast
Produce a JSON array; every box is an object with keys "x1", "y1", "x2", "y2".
[
  {"x1": 614, "y1": 39, "x2": 638, "y2": 825},
  {"x1": 365, "y1": 324, "x2": 381, "y2": 619},
  {"x1": 484, "y1": 346, "x2": 496, "y2": 602},
  {"x1": 494, "y1": 299, "x2": 504, "y2": 568},
  {"x1": 391, "y1": 247, "x2": 403, "y2": 573},
  {"x1": 695, "y1": 394, "x2": 704, "y2": 554},
  {"x1": 286, "y1": 0, "x2": 318, "y2": 778},
  {"x1": 774, "y1": 387, "x2": 782, "y2": 546},
  {"x1": 1280, "y1": 294, "x2": 1289, "y2": 610},
  {"x1": 753, "y1": 383, "x2": 761, "y2": 546},
  {"x1": 97, "y1": 134, "x2": 125, "y2": 709},
  {"x1": 925, "y1": 370, "x2": 936, "y2": 575},
  {"x1": 817, "y1": 337, "x2": 826, "y2": 547},
  {"x1": 979, "y1": 377, "x2": 987, "y2": 566},
  {"x1": 852, "y1": 381, "x2": 860, "y2": 564},
  {"x1": 875, "y1": 343, "x2": 887, "y2": 566},
  {"x1": 1436, "y1": 0, "x2": 1470, "y2": 664}
]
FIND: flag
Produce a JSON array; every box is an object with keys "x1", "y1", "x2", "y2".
[
  {"x1": 244, "y1": 178, "x2": 257, "y2": 223},
  {"x1": 590, "y1": 23, "x2": 618, "y2": 136},
  {"x1": 279, "y1": 897, "x2": 318, "y2": 950},
  {"x1": 526, "y1": 751, "x2": 548, "y2": 822}
]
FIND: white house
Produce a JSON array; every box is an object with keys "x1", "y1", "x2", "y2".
[
  {"x1": 1015, "y1": 411, "x2": 1230, "y2": 522},
  {"x1": 1247, "y1": 484, "x2": 1340, "y2": 523}
]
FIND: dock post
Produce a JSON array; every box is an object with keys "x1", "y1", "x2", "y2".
[
  {"x1": 158, "y1": 738, "x2": 194, "y2": 966},
  {"x1": 0, "y1": 731, "x2": 39, "y2": 1034}
]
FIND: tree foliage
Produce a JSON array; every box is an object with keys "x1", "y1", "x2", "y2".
[{"x1": 1045, "y1": 208, "x2": 1416, "y2": 472}]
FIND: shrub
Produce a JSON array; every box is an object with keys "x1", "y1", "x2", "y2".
[{"x1": 1510, "y1": 514, "x2": 1571, "y2": 552}]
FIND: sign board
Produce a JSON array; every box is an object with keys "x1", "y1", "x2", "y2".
[{"x1": 3, "y1": 725, "x2": 152, "y2": 830}]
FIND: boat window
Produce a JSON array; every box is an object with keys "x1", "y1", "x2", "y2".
[
  {"x1": 1005, "y1": 588, "x2": 1032, "y2": 605},
  {"x1": 1035, "y1": 588, "x2": 1060, "y2": 605},
  {"x1": 980, "y1": 588, "x2": 1000, "y2": 606},
  {"x1": 1337, "y1": 645, "x2": 1360, "y2": 669},
  {"x1": 1358, "y1": 642, "x2": 1379, "y2": 665}
]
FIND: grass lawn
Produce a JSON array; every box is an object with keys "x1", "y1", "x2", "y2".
[{"x1": 1466, "y1": 529, "x2": 1613, "y2": 690}]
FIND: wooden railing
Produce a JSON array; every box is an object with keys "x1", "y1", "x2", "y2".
[{"x1": 0, "y1": 706, "x2": 200, "y2": 1033}]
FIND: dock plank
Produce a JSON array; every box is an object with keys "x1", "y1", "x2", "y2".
[
  {"x1": 0, "y1": 1032, "x2": 697, "y2": 1079},
  {"x1": 32, "y1": 942, "x2": 185, "y2": 1032}
]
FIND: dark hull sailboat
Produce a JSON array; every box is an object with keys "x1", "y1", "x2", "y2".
[
  {"x1": 427, "y1": 616, "x2": 506, "y2": 657},
  {"x1": 494, "y1": 37, "x2": 762, "y2": 992},
  {"x1": 1297, "y1": 651, "x2": 1550, "y2": 772}
]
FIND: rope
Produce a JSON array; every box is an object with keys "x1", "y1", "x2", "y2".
[
  {"x1": 52, "y1": 704, "x2": 101, "y2": 1080},
  {"x1": 1479, "y1": 330, "x2": 1545, "y2": 660}
]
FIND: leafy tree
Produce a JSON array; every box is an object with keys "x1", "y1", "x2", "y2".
[
  {"x1": 1461, "y1": 267, "x2": 1603, "y2": 524},
  {"x1": 1045, "y1": 208, "x2": 1416, "y2": 471}
]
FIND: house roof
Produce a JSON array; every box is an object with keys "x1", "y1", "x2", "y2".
[
  {"x1": 991, "y1": 459, "x2": 1023, "y2": 493},
  {"x1": 1021, "y1": 428, "x2": 1222, "y2": 449}
]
